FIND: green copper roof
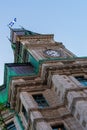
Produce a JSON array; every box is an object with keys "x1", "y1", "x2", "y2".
[
  {"x1": 11, "y1": 27, "x2": 40, "y2": 36},
  {"x1": 24, "y1": 29, "x2": 40, "y2": 35},
  {"x1": 0, "y1": 63, "x2": 36, "y2": 103}
]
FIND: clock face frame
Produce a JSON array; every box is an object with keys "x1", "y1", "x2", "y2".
[{"x1": 44, "y1": 49, "x2": 61, "y2": 57}]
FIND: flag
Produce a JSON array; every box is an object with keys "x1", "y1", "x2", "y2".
[{"x1": 8, "y1": 18, "x2": 17, "y2": 27}]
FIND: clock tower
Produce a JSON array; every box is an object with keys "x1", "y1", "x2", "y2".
[
  {"x1": 11, "y1": 28, "x2": 76, "y2": 65},
  {"x1": 19, "y1": 32, "x2": 75, "y2": 61}
]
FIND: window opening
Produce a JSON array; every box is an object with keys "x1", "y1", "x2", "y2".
[
  {"x1": 6, "y1": 121, "x2": 16, "y2": 130},
  {"x1": 32, "y1": 94, "x2": 49, "y2": 108},
  {"x1": 75, "y1": 76, "x2": 87, "y2": 86},
  {"x1": 22, "y1": 105, "x2": 28, "y2": 121},
  {"x1": 52, "y1": 124, "x2": 66, "y2": 130}
]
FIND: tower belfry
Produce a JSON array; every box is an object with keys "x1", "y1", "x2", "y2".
[{"x1": 0, "y1": 28, "x2": 87, "y2": 130}]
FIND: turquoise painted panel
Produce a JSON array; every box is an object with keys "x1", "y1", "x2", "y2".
[{"x1": 29, "y1": 54, "x2": 39, "y2": 73}]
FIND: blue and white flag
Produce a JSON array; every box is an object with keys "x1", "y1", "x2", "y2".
[{"x1": 8, "y1": 18, "x2": 17, "y2": 27}]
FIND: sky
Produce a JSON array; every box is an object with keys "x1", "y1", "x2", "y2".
[{"x1": 0, "y1": 0, "x2": 87, "y2": 85}]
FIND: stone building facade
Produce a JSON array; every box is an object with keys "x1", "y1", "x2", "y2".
[{"x1": 1, "y1": 28, "x2": 87, "y2": 130}]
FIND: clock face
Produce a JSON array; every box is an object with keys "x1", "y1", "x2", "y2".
[{"x1": 44, "y1": 49, "x2": 60, "y2": 57}]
